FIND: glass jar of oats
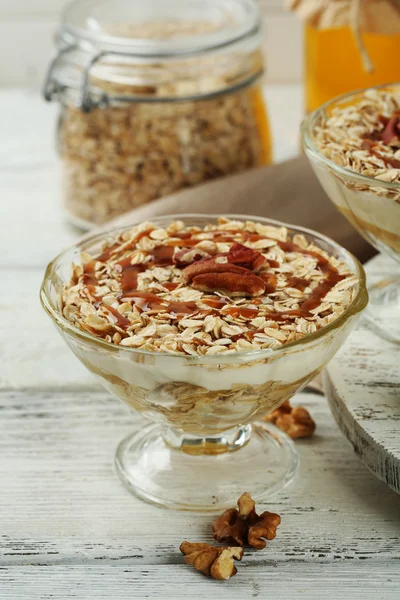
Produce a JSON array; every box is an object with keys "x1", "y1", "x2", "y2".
[{"x1": 43, "y1": 0, "x2": 272, "y2": 228}]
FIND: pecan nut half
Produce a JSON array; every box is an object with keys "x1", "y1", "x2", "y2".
[
  {"x1": 181, "y1": 259, "x2": 250, "y2": 284},
  {"x1": 225, "y1": 242, "x2": 267, "y2": 272},
  {"x1": 192, "y1": 272, "x2": 266, "y2": 297}
]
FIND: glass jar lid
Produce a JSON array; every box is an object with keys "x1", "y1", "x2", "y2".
[
  {"x1": 62, "y1": 0, "x2": 260, "y2": 56},
  {"x1": 44, "y1": 0, "x2": 263, "y2": 110}
]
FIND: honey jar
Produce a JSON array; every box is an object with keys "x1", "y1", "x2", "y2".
[{"x1": 288, "y1": 0, "x2": 400, "y2": 113}]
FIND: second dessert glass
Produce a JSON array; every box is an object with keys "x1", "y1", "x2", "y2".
[
  {"x1": 302, "y1": 85, "x2": 400, "y2": 343},
  {"x1": 40, "y1": 215, "x2": 367, "y2": 510}
]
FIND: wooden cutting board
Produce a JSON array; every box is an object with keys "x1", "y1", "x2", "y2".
[{"x1": 324, "y1": 255, "x2": 400, "y2": 494}]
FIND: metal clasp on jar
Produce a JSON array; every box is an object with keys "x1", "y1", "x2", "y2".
[{"x1": 43, "y1": 45, "x2": 111, "y2": 112}]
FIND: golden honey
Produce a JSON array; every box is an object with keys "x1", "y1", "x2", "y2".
[
  {"x1": 305, "y1": 24, "x2": 400, "y2": 113},
  {"x1": 251, "y1": 86, "x2": 273, "y2": 165}
]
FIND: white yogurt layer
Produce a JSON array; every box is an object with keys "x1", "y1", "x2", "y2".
[
  {"x1": 78, "y1": 312, "x2": 357, "y2": 392},
  {"x1": 310, "y1": 156, "x2": 400, "y2": 245}
]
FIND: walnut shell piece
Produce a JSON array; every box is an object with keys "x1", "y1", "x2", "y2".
[
  {"x1": 212, "y1": 492, "x2": 281, "y2": 549},
  {"x1": 264, "y1": 400, "x2": 316, "y2": 439},
  {"x1": 180, "y1": 541, "x2": 243, "y2": 580}
]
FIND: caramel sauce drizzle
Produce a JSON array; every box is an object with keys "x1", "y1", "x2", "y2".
[
  {"x1": 166, "y1": 238, "x2": 201, "y2": 247},
  {"x1": 260, "y1": 272, "x2": 278, "y2": 295},
  {"x1": 149, "y1": 245, "x2": 175, "y2": 266},
  {"x1": 268, "y1": 259, "x2": 280, "y2": 268},
  {"x1": 361, "y1": 139, "x2": 400, "y2": 169},
  {"x1": 287, "y1": 276, "x2": 310, "y2": 291},
  {"x1": 223, "y1": 306, "x2": 259, "y2": 319},
  {"x1": 361, "y1": 110, "x2": 400, "y2": 168},
  {"x1": 242, "y1": 232, "x2": 265, "y2": 242},
  {"x1": 97, "y1": 229, "x2": 153, "y2": 263},
  {"x1": 105, "y1": 306, "x2": 131, "y2": 330},
  {"x1": 202, "y1": 297, "x2": 228, "y2": 309},
  {"x1": 276, "y1": 241, "x2": 344, "y2": 317},
  {"x1": 82, "y1": 262, "x2": 102, "y2": 301},
  {"x1": 121, "y1": 290, "x2": 166, "y2": 311},
  {"x1": 120, "y1": 291, "x2": 198, "y2": 317},
  {"x1": 163, "y1": 282, "x2": 179, "y2": 291},
  {"x1": 116, "y1": 258, "x2": 147, "y2": 292},
  {"x1": 96, "y1": 243, "x2": 119, "y2": 263},
  {"x1": 82, "y1": 262, "x2": 97, "y2": 289},
  {"x1": 167, "y1": 301, "x2": 198, "y2": 316}
]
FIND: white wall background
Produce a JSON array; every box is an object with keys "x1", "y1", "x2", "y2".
[{"x1": 0, "y1": 0, "x2": 302, "y2": 88}]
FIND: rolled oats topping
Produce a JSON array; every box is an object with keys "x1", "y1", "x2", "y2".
[
  {"x1": 61, "y1": 218, "x2": 357, "y2": 355},
  {"x1": 313, "y1": 88, "x2": 400, "y2": 195}
]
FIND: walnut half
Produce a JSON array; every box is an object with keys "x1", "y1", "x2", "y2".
[
  {"x1": 212, "y1": 492, "x2": 281, "y2": 550},
  {"x1": 180, "y1": 541, "x2": 243, "y2": 580},
  {"x1": 264, "y1": 400, "x2": 316, "y2": 439}
]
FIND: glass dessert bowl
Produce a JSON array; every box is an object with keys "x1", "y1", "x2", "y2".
[
  {"x1": 40, "y1": 215, "x2": 367, "y2": 510},
  {"x1": 302, "y1": 84, "x2": 400, "y2": 343}
]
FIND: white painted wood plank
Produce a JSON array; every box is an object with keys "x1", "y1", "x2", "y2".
[
  {"x1": 260, "y1": 0, "x2": 287, "y2": 11},
  {"x1": 0, "y1": 1, "x2": 286, "y2": 18},
  {"x1": 325, "y1": 329, "x2": 400, "y2": 493},
  {"x1": 323, "y1": 250, "x2": 400, "y2": 492},
  {"x1": 1, "y1": 564, "x2": 399, "y2": 600},
  {"x1": 264, "y1": 13, "x2": 303, "y2": 84},
  {"x1": 0, "y1": 21, "x2": 57, "y2": 88},
  {"x1": 0, "y1": 392, "x2": 398, "y2": 566},
  {"x1": 0, "y1": 171, "x2": 76, "y2": 269},
  {"x1": 0, "y1": 271, "x2": 97, "y2": 390},
  {"x1": 0, "y1": 90, "x2": 57, "y2": 168},
  {"x1": 0, "y1": 1, "x2": 67, "y2": 16},
  {"x1": 265, "y1": 84, "x2": 303, "y2": 160}
]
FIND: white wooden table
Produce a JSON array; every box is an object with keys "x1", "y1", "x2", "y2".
[{"x1": 1, "y1": 88, "x2": 399, "y2": 599}]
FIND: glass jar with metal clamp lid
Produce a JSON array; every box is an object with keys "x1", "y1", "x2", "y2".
[{"x1": 43, "y1": 0, "x2": 272, "y2": 228}]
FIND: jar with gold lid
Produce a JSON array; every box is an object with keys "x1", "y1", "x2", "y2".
[
  {"x1": 288, "y1": 0, "x2": 400, "y2": 113},
  {"x1": 43, "y1": 0, "x2": 272, "y2": 228}
]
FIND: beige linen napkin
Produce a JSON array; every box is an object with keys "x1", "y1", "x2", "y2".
[{"x1": 109, "y1": 156, "x2": 374, "y2": 264}]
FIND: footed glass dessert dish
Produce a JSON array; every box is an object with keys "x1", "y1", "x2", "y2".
[
  {"x1": 302, "y1": 84, "x2": 400, "y2": 343},
  {"x1": 40, "y1": 215, "x2": 367, "y2": 510}
]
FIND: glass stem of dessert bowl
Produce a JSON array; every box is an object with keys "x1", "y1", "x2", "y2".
[
  {"x1": 114, "y1": 420, "x2": 298, "y2": 511},
  {"x1": 40, "y1": 214, "x2": 367, "y2": 510}
]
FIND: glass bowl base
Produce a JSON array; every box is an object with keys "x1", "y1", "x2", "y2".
[
  {"x1": 114, "y1": 421, "x2": 298, "y2": 511},
  {"x1": 364, "y1": 276, "x2": 400, "y2": 344}
]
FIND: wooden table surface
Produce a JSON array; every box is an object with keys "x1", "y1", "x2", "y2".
[{"x1": 1, "y1": 88, "x2": 399, "y2": 599}]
